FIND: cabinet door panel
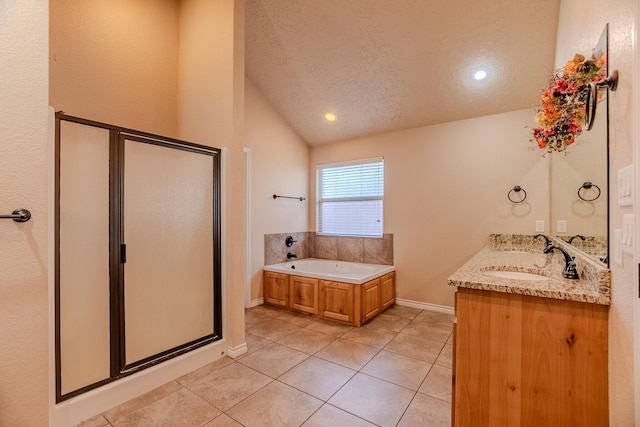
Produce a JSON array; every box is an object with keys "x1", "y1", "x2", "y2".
[
  {"x1": 264, "y1": 272, "x2": 289, "y2": 307},
  {"x1": 290, "y1": 276, "x2": 318, "y2": 314},
  {"x1": 319, "y1": 281, "x2": 354, "y2": 323},
  {"x1": 380, "y1": 272, "x2": 395, "y2": 310},
  {"x1": 362, "y1": 278, "x2": 381, "y2": 322}
]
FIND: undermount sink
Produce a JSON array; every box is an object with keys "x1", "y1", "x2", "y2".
[{"x1": 482, "y1": 269, "x2": 549, "y2": 281}]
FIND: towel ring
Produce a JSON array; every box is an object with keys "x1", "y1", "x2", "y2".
[
  {"x1": 508, "y1": 186, "x2": 527, "y2": 203},
  {"x1": 578, "y1": 182, "x2": 601, "y2": 201}
]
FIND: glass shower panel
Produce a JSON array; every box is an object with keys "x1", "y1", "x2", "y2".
[
  {"x1": 123, "y1": 138, "x2": 214, "y2": 365},
  {"x1": 59, "y1": 121, "x2": 111, "y2": 394}
]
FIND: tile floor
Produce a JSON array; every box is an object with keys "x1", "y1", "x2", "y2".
[{"x1": 77, "y1": 304, "x2": 454, "y2": 427}]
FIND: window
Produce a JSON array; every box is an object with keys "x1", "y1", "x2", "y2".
[{"x1": 316, "y1": 157, "x2": 384, "y2": 237}]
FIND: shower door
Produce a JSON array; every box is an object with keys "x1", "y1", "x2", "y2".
[
  {"x1": 122, "y1": 135, "x2": 216, "y2": 368},
  {"x1": 55, "y1": 114, "x2": 221, "y2": 402}
]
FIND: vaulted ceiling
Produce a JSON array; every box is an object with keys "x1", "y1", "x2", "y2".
[{"x1": 245, "y1": 0, "x2": 561, "y2": 146}]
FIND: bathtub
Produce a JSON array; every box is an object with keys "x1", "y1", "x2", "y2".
[{"x1": 263, "y1": 258, "x2": 395, "y2": 285}]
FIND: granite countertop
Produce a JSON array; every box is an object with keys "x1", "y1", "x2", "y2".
[{"x1": 448, "y1": 245, "x2": 610, "y2": 305}]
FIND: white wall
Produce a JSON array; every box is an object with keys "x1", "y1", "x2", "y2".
[
  {"x1": 554, "y1": 0, "x2": 635, "y2": 424},
  {"x1": 50, "y1": 0, "x2": 179, "y2": 137},
  {"x1": 178, "y1": 0, "x2": 246, "y2": 351},
  {"x1": 0, "y1": 1, "x2": 50, "y2": 426},
  {"x1": 244, "y1": 78, "x2": 309, "y2": 304},
  {"x1": 311, "y1": 109, "x2": 549, "y2": 307}
]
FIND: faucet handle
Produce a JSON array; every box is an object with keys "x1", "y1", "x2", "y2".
[{"x1": 285, "y1": 236, "x2": 297, "y2": 247}]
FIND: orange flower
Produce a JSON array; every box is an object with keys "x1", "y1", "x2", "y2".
[
  {"x1": 565, "y1": 135, "x2": 575, "y2": 146},
  {"x1": 564, "y1": 53, "x2": 586, "y2": 74}
]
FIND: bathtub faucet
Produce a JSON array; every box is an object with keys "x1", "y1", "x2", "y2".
[
  {"x1": 543, "y1": 245, "x2": 579, "y2": 280},
  {"x1": 287, "y1": 252, "x2": 297, "y2": 259}
]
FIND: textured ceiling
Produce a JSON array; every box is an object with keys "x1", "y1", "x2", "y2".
[{"x1": 245, "y1": 0, "x2": 561, "y2": 146}]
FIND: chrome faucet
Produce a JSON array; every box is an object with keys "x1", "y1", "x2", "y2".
[
  {"x1": 543, "y1": 245, "x2": 580, "y2": 279},
  {"x1": 287, "y1": 252, "x2": 297, "y2": 260}
]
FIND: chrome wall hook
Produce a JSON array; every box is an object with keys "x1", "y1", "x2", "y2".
[{"x1": 0, "y1": 208, "x2": 31, "y2": 222}]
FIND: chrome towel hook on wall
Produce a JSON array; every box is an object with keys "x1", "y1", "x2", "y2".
[
  {"x1": 0, "y1": 208, "x2": 31, "y2": 222},
  {"x1": 507, "y1": 186, "x2": 527, "y2": 203},
  {"x1": 578, "y1": 181, "x2": 601, "y2": 201}
]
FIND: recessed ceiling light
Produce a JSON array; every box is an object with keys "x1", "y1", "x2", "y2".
[
  {"x1": 473, "y1": 70, "x2": 487, "y2": 81},
  {"x1": 325, "y1": 113, "x2": 336, "y2": 122}
]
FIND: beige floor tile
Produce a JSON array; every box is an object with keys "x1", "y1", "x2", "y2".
[
  {"x1": 435, "y1": 343, "x2": 453, "y2": 368},
  {"x1": 73, "y1": 414, "x2": 110, "y2": 427},
  {"x1": 419, "y1": 364, "x2": 452, "y2": 402},
  {"x1": 341, "y1": 324, "x2": 397, "y2": 348},
  {"x1": 384, "y1": 332, "x2": 444, "y2": 363},
  {"x1": 365, "y1": 313, "x2": 411, "y2": 332},
  {"x1": 240, "y1": 331, "x2": 272, "y2": 355},
  {"x1": 382, "y1": 304, "x2": 423, "y2": 320},
  {"x1": 111, "y1": 387, "x2": 220, "y2": 427},
  {"x1": 414, "y1": 310, "x2": 456, "y2": 327},
  {"x1": 187, "y1": 362, "x2": 272, "y2": 411},
  {"x1": 315, "y1": 338, "x2": 379, "y2": 370},
  {"x1": 278, "y1": 356, "x2": 356, "y2": 400},
  {"x1": 238, "y1": 342, "x2": 309, "y2": 378},
  {"x1": 246, "y1": 317, "x2": 301, "y2": 341},
  {"x1": 361, "y1": 350, "x2": 431, "y2": 391},
  {"x1": 103, "y1": 380, "x2": 182, "y2": 422},
  {"x1": 93, "y1": 306, "x2": 457, "y2": 427},
  {"x1": 176, "y1": 357, "x2": 236, "y2": 386},
  {"x1": 247, "y1": 304, "x2": 287, "y2": 318},
  {"x1": 277, "y1": 328, "x2": 337, "y2": 354},
  {"x1": 203, "y1": 413, "x2": 243, "y2": 426},
  {"x1": 226, "y1": 381, "x2": 323, "y2": 427},
  {"x1": 328, "y1": 373, "x2": 415, "y2": 427},
  {"x1": 275, "y1": 310, "x2": 320, "y2": 327},
  {"x1": 401, "y1": 320, "x2": 452, "y2": 343},
  {"x1": 302, "y1": 404, "x2": 376, "y2": 426},
  {"x1": 305, "y1": 318, "x2": 354, "y2": 337},
  {"x1": 397, "y1": 393, "x2": 451, "y2": 427},
  {"x1": 244, "y1": 310, "x2": 272, "y2": 328}
]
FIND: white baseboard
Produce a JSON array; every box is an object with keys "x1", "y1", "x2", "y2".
[
  {"x1": 227, "y1": 343, "x2": 248, "y2": 358},
  {"x1": 395, "y1": 298, "x2": 454, "y2": 315},
  {"x1": 51, "y1": 340, "x2": 227, "y2": 427},
  {"x1": 248, "y1": 298, "x2": 263, "y2": 308}
]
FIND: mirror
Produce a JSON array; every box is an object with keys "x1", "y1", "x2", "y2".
[{"x1": 550, "y1": 25, "x2": 609, "y2": 266}]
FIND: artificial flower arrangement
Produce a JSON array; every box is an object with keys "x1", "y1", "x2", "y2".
[{"x1": 531, "y1": 52, "x2": 606, "y2": 154}]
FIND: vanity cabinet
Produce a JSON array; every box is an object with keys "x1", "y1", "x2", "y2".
[
  {"x1": 263, "y1": 272, "x2": 289, "y2": 308},
  {"x1": 453, "y1": 287, "x2": 608, "y2": 427},
  {"x1": 290, "y1": 276, "x2": 319, "y2": 314}
]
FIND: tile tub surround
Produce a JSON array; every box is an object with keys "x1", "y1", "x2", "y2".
[
  {"x1": 265, "y1": 232, "x2": 393, "y2": 265},
  {"x1": 448, "y1": 241, "x2": 611, "y2": 305}
]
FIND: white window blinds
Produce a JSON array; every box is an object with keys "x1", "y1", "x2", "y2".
[{"x1": 316, "y1": 157, "x2": 384, "y2": 237}]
